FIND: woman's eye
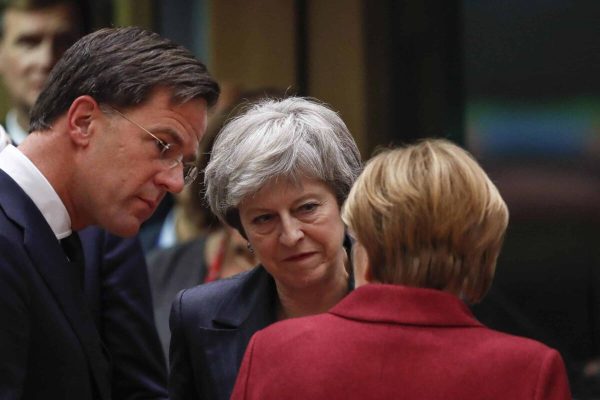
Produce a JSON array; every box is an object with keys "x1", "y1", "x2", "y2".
[
  {"x1": 252, "y1": 214, "x2": 272, "y2": 224},
  {"x1": 298, "y1": 202, "x2": 318, "y2": 213}
]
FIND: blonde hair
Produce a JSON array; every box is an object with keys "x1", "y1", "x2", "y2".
[{"x1": 342, "y1": 139, "x2": 508, "y2": 303}]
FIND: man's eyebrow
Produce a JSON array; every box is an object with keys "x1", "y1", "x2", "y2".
[{"x1": 151, "y1": 126, "x2": 184, "y2": 147}]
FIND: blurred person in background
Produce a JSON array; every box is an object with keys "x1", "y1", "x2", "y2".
[
  {"x1": 0, "y1": 124, "x2": 9, "y2": 148},
  {"x1": 0, "y1": 0, "x2": 82, "y2": 140},
  {"x1": 168, "y1": 96, "x2": 361, "y2": 400},
  {"x1": 231, "y1": 139, "x2": 571, "y2": 400}
]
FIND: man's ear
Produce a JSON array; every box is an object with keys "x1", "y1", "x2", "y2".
[{"x1": 66, "y1": 95, "x2": 99, "y2": 145}]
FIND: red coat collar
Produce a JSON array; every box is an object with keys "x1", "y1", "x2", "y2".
[{"x1": 329, "y1": 284, "x2": 483, "y2": 328}]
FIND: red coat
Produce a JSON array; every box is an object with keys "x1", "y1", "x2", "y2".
[{"x1": 232, "y1": 284, "x2": 571, "y2": 400}]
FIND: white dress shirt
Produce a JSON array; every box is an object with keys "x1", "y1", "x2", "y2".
[{"x1": 0, "y1": 144, "x2": 71, "y2": 239}]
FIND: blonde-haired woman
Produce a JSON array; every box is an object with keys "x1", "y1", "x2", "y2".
[{"x1": 231, "y1": 138, "x2": 571, "y2": 400}]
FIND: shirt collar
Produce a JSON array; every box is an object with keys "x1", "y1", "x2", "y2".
[
  {"x1": 0, "y1": 144, "x2": 72, "y2": 239},
  {"x1": 5, "y1": 109, "x2": 29, "y2": 145}
]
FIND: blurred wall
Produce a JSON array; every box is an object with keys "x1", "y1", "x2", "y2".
[
  {"x1": 209, "y1": 0, "x2": 368, "y2": 153},
  {"x1": 207, "y1": 0, "x2": 462, "y2": 158}
]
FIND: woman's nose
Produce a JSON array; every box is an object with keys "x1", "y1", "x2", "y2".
[{"x1": 279, "y1": 216, "x2": 304, "y2": 247}]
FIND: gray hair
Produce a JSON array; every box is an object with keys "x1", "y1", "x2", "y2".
[{"x1": 205, "y1": 96, "x2": 362, "y2": 233}]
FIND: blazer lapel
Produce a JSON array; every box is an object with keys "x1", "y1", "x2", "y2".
[
  {"x1": 0, "y1": 172, "x2": 111, "y2": 400},
  {"x1": 213, "y1": 266, "x2": 276, "y2": 329},
  {"x1": 195, "y1": 267, "x2": 277, "y2": 399}
]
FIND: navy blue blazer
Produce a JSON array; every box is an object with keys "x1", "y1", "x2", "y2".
[
  {"x1": 0, "y1": 170, "x2": 110, "y2": 399},
  {"x1": 169, "y1": 266, "x2": 277, "y2": 400},
  {"x1": 80, "y1": 227, "x2": 168, "y2": 399},
  {"x1": 0, "y1": 171, "x2": 167, "y2": 400}
]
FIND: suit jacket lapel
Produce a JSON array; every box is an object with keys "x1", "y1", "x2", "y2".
[
  {"x1": 199, "y1": 267, "x2": 277, "y2": 399},
  {"x1": 213, "y1": 266, "x2": 277, "y2": 329},
  {"x1": 0, "y1": 171, "x2": 111, "y2": 400}
]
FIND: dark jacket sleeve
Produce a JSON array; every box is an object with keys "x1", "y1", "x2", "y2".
[{"x1": 82, "y1": 228, "x2": 168, "y2": 400}]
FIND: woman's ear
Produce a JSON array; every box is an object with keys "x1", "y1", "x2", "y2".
[{"x1": 66, "y1": 95, "x2": 99, "y2": 145}]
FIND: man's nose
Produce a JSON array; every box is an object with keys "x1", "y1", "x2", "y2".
[{"x1": 154, "y1": 166, "x2": 185, "y2": 194}]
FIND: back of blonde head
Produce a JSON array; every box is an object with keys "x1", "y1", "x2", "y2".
[{"x1": 342, "y1": 139, "x2": 508, "y2": 303}]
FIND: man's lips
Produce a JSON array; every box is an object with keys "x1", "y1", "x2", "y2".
[{"x1": 138, "y1": 197, "x2": 158, "y2": 212}]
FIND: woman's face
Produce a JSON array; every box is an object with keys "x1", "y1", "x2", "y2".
[{"x1": 238, "y1": 177, "x2": 347, "y2": 291}]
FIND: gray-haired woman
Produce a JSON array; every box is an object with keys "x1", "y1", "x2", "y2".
[{"x1": 168, "y1": 97, "x2": 362, "y2": 400}]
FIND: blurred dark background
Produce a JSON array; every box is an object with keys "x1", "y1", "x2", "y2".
[{"x1": 1, "y1": 0, "x2": 597, "y2": 397}]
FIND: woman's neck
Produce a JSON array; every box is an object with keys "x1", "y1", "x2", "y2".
[{"x1": 275, "y1": 260, "x2": 349, "y2": 320}]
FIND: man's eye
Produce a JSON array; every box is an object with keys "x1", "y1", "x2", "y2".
[
  {"x1": 16, "y1": 36, "x2": 41, "y2": 49},
  {"x1": 154, "y1": 139, "x2": 167, "y2": 155}
]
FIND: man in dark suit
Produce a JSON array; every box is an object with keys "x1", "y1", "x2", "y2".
[
  {"x1": 0, "y1": 2, "x2": 183, "y2": 398},
  {"x1": 0, "y1": 26, "x2": 219, "y2": 399},
  {"x1": 0, "y1": 132, "x2": 169, "y2": 398}
]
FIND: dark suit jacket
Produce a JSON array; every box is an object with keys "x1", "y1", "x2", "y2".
[
  {"x1": 169, "y1": 266, "x2": 277, "y2": 400},
  {"x1": 232, "y1": 284, "x2": 572, "y2": 400},
  {"x1": 80, "y1": 227, "x2": 168, "y2": 400},
  {"x1": 0, "y1": 170, "x2": 110, "y2": 399}
]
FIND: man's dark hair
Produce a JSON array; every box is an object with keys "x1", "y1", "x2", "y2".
[{"x1": 29, "y1": 26, "x2": 220, "y2": 131}]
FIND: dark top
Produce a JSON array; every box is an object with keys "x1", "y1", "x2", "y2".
[
  {"x1": 147, "y1": 237, "x2": 209, "y2": 360},
  {"x1": 169, "y1": 266, "x2": 277, "y2": 400}
]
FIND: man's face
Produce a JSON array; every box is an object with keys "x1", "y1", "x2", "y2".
[
  {"x1": 0, "y1": 3, "x2": 80, "y2": 112},
  {"x1": 73, "y1": 88, "x2": 209, "y2": 237}
]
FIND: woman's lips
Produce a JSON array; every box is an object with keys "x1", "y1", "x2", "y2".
[{"x1": 283, "y1": 252, "x2": 317, "y2": 262}]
